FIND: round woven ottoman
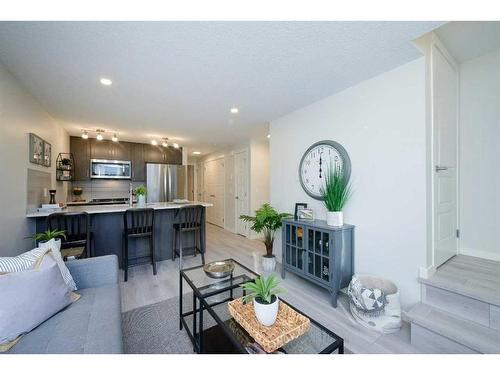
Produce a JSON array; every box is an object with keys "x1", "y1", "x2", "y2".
[{"x1": 347, "y1": 275, "x2": 402, "y2": 334}]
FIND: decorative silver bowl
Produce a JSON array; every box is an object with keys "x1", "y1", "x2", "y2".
[{"x1": 203, "y1": 260, "x2": 235, "y2": 279}]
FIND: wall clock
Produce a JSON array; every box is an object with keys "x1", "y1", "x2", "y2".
[{"x1": 298, "y1": 140, "x2": 351, "y2": 200}]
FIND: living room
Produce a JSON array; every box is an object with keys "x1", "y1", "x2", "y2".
[{"x1": 1, "y1": 0, "x2": 499, "y2": 373}]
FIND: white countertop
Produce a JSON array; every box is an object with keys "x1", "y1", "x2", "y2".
[{"x1": 26, "y1": 201, "x2": 213, "y2": 218}]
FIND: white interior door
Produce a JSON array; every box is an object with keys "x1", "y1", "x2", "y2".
[
  {"x1": 433, "y1": 43, "x2": 459, "y2": 267},
  {"x1": 204, "y1": 158, "x2": 225, "y2": 227},
  {"x1": 234, "y1": 150, "x2": 249, "y2": 236}
]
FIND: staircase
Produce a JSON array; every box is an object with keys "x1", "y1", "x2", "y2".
[{"x1": 407, "y1": 255, "x2": 500, "y2": 354}]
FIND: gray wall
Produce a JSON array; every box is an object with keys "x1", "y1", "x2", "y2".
[{"x1": 0, "y1": 61, "x2": 69, "y2": 256}]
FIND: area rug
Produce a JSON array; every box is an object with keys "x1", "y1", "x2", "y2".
[{"x1": 122, "y1": 295, "x2": 194, "y2": 354}]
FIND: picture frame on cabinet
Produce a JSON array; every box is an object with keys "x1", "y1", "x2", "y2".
[
  {"x1": 294, "y1": 203, "x2": 308, "y2": 220},
  {"x1": 297, "y1": 207, "x2": 314, "y2": 221}
]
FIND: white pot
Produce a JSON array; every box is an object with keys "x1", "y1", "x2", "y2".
[
  {"x1": 254, "y1": 296, "x2": 279, "y2": 326},
  {"x1": 137, "y1": 195, "x2": 146, "y2": 207},
  {"x1": 262, "y1": 255, "x2": 276, "y2": 273},
  {"x1": 327, "y1": 211, "x2": 343, "y2": 227}
]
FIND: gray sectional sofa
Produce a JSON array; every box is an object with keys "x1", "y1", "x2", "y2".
[{"x1": 9, "y1": 255, "x2": 123, "y2": 354}]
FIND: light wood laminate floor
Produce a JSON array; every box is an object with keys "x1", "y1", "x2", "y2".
[{"x1": 120, "y1": 223, "x2": 421, "y2": 353}]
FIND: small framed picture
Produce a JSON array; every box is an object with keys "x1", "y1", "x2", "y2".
[
  {"x1": 294, "y1": 203, "x2": 308, "y2": 220},
  {"x1": 29, "y1": 133, "x2": 44, "y2": 165},
  {"x1": 43, "y1": 141, "x2": 52, "y2": 167},
  {"x1": 297, "y1": 208, "x2": 314, "y2": 221}
]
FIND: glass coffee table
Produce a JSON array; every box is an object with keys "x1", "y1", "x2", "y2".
[{"x1": 179, "y1": 258, "x2": 344, "y2": 354}]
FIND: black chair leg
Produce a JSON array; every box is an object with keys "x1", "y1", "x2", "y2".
[
  {"x1": 123, "y1": 234, "x2": 129, "y2": 282},
  {"x1": 172, "y1": 229, "x2": 176, "y2": 261},
  {"x1": 179, "y1": 231, "x2": 183, "y2": 270},
  {"x1": 151, "y1": 235, "x2": 157, "y2": 275}
]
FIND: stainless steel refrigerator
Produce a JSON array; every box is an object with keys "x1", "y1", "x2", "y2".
[{"x1": 146, "y1": 163, "x2": 188, "y2": 203}]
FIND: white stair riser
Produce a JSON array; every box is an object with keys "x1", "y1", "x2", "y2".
[
  {"x1": 422, "y1": 284, "x2": 498, "y2": 329},
  {"x1": 410, "y1": 323, "x2": 478, "y2": 354}
]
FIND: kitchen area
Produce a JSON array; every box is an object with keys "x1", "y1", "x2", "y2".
[{"x1": 26, "y1": 135, "x2": 211, "y2": 265}]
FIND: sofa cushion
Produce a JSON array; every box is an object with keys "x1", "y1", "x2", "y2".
[
  {"x1": 7, "y1": 283, "x2": 122, "y2": 354},
  {"x1": 0, "y1": 251, "x2": 76, "y2": 352},
  {"x1": 39, "y1": 239, "x2": 77, "y2": 291},
  {"x1": 0, "y1": 247, "x2": 47, "y2": 274}
]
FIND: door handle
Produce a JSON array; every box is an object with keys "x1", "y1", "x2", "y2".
[
  {"x1": 235, "y1": 196, "x2": 239, "y2": 199},
  {"x1": 435, "y1": 166, "x2": 449, "y2": 172}
]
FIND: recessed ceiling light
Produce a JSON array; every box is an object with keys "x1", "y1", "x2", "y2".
[
  {"x1": 112, "y1": 134, "x2": 118, "y2": 142},
  {"x1": 267, "y1": 134, "x2": 271, "y2": 139},
  {"x1": 81, "y1": 131, "x2": 89, "y2": 139},
  {"x1": 100, "y1": 78, "x2": 112, "y2": 86},
  {"x1": 193, "y1": 151, "x2": 201, "y2": 155},
  {"x1": 173, "y1": 143, "x2": 180, "y2": 149},
  {"x1": 151, "y1": 139, "x2": 158, "y2": 146},
  {"x1": 230, "y1": 107, "x2": 239, "y2": 114}
]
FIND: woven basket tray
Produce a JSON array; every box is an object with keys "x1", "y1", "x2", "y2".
[{"x1": 228, "y1": 297, "x2": 310, "y2": 353}]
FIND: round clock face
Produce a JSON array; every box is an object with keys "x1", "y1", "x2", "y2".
[{"x1": 299, "y1": 140, "x2": 351, "y2": 200}]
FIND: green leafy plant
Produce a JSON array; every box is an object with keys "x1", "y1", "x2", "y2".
[
  {"x1": 29, "y1": 229, "x2": 66, "y2": 243},
  {"x1": 239, "y1": 203, "x2": 291, "y2": 256},
  {"x1": 135, "y1": 185, "x2": 147, "y2": 196},
  {"x1": 242, "y1": 275, "x2": 285, "y2": 304},
  {"x1": 320, "y1": 163, "x2": 352, "y2": 212}
]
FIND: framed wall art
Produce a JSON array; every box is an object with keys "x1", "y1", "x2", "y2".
[
  {"x1": 29, "y1": 133, "x2": 44, "y2": 165},
  {"x1": 43, "y1": 141, "x2": 52, "y2": 167}
]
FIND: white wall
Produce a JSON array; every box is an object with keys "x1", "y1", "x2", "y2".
[
  {"x1": 459, "y1": 49, "x2": 500, "y2": 261},
  {"x1": 270, "y1": 58, "x2": 427, "y2": 308},
  {"x1": 0, "y1": 61, "x2": 69, "y2": 256},
  {"x1": 248, "y1": 139, "x2": 270, "y2": 239}
]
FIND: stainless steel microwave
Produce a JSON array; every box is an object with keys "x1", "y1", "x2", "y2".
[{"x1": 90, "y1": 159, "x2": 132, "y2": 179}]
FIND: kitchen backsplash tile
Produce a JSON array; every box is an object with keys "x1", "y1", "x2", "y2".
[
  {"x1": 27, "y1": 169, "x2": 52, "y2": 212},
  {"x1": 68, "y1": 179, "x2": 146, "y2": 202}
]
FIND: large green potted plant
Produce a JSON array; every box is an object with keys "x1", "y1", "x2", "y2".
[
  {"x1": 242, "y1": 274, "x2": 285, "y2": 326},
  {"x1": 240, "y1": 203, "x2": 291, "y2": 272},
  {"x1": 320, "y1": 163, "x2": 352, "y2": 227}
]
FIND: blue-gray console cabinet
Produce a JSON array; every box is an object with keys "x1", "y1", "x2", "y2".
[{"x1": 281, "y1": 219, "x2": 354, "y2": 307}]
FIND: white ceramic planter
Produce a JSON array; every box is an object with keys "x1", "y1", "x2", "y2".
[
  {"x1": 137, "y1": 195, "x2": 146, "y2": 207},
  {"x1": 327, "y1": 211, "x2": 343, "y2": 227},
  {"x1": 262, "y1": 255, "x2": 276, "y2": 273},
  {"x1": 254, "y1": 296, "x2": 279, "y2": 326}
]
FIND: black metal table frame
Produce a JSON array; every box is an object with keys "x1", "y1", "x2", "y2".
[{"x1": 179, "y1": 258, "x2": 344, "y2": 354}]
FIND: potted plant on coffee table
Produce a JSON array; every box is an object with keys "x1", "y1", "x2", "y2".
[
  {"x1": 242, "y1": 274, "x2": 285, "y2": 326},
  {"x1": 240, "y1": 203, "x2": 291, "y2": 272},
  {"x1": 135, "y1": 185, "x2": 147, "y2": 207},
  {"x1": 321, "y1": 163, "x2": 352, "y2": 227}
]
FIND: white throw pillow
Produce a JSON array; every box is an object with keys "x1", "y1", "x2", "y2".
[
  {"x1": 0, "y1": 250, "x2": 79, "y2": 352},
  {"x1": 39, "y1": 239, "x2": 77, "y2": 291},
  {"x1": 0, "y1": 247, "x2": 47, "y2": 274}
]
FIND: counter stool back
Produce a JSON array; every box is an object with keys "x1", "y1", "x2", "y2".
[
  {"x1": 46, "y1": 211, "x2": 91, "y2": 259},
  {"x1": 172, "y1": 205, "x2": 205, "y2": 269},
  {"x1": 123, "y1": 208, "x2": 157, "y2": 282}
]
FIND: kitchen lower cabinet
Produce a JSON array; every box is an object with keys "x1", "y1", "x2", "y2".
[{"x1": 281, "y1": 219, "x2": 354, "y2": 307}]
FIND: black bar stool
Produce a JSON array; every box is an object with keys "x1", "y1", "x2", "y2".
[
  {"x1": 123, "y1": 208, "x2": 157, "y2": 282},
  {"x1": 46, "y1": 212, "x2": 92, "y2": 259},
  {"x1": 172, "y1": 205, "x2": 205, "y2": 269}
]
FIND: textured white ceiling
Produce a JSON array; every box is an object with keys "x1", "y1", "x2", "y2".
[
  {"x1": 0, "y1": 22, "x2": 442, "y2": 154},
  {"x1": 436, "y1": 21, "x2": 500, "y2": 63}
]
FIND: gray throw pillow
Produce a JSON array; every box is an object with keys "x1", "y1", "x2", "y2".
[{"x1": 0, "y1": 251, "x2": 77, "y2": 352}]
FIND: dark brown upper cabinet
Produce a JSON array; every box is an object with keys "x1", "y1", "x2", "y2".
[
  {"x1": 90, "y1": 139, "x2": 131, "y2": 160},
  {"x1": 130, "y1": 142, "x2": 145, "y2": 181},
  {"x1": 144, "y1": 144, "x2": 182, "y2": 165},
  {"x1": 70, "y1": 136, "x2": 91, "y2": 181}
]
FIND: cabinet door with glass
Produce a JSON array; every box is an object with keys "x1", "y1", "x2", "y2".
[
  {"x1": 283, "y1": 223, "x2": 305, "y2": 272},
  {"x1": 306, "y1": 229, "x2": 331, "y2": 285}
]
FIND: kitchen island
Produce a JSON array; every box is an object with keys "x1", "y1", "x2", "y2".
[{"x1": 27, "y1": 202, "x2": 212, "y2": 267}]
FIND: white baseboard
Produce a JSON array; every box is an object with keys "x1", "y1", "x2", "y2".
[
  {"x1": 459, "y1": 248, "x2": 500, "y2": 262},
  {"x1": 419, "y1": 265, "x2": 436, "y2": 279}
]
